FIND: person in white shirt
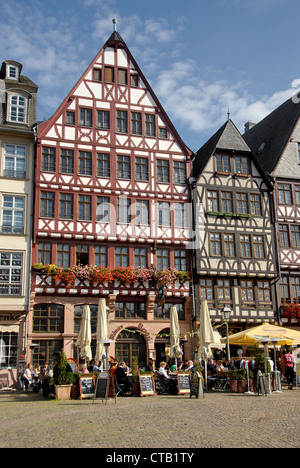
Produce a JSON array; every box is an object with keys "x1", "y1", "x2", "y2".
[{"x1": 158, "y1": 361, "x2": 170, "y2": 380}]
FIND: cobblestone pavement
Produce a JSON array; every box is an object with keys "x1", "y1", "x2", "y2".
[{"x1": 0, "y1": 387, "x2": 298, "y2": 449}]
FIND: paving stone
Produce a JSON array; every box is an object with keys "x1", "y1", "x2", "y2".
[{"x1": 0, "y1": 387, "x2": 298, "y2": 448}]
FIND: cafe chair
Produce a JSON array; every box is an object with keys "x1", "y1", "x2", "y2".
[
  {"x1": 155, "y1": 374, "x2": 171, "y2": 395},
  {"x1": 114, "y1": 377, "x2": 127, "y2": 397}
]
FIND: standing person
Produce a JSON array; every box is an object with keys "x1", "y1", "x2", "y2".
[
  {"x1": 283, "y1": 348, "x2": 295, "y2": 390},
  {"x1": 22, "y1": 363, "x2": 33, "y2": 390}
]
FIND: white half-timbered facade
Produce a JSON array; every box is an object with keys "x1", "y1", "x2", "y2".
[{"x1": 29, "y1": 28, "x2": 193, "y2": 368}]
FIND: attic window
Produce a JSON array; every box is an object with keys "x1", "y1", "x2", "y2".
[
  {"x1": 118, "y1": 69, "x2": 127, "y2": 85},
  {"x1": 7, "y1": 65, "x2": 18, "y2": 80},
  {"x1": 130, "y1": 74, "x2": 138, "y2": 87},
  {"x1": 235, "y1": 156, "x2": 249, "y2": 175},
  {"x1": 216, "y1": 154, "x2": 230, "y2": 173},
  {"x1": 93, "y1": 68, "x2": 102, "y2": 82},
  {"x1": 104, "y1": 66, "x2": 114, "y2": 83}
]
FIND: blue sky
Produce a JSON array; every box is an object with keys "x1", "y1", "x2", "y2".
[{"x1": 1, "y1": 0, "x2": 300, "y2": 151}]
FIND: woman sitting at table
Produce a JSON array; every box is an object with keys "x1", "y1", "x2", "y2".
[{"x1": 158, "y1": 362, "x2": 171, "y2": 380}]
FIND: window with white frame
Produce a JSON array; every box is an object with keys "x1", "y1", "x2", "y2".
[
  {"x1": 1, "y1": 196, "x2": 25, "y2": 234},
  {"x1": 9, "y1": 95, "x2": 26, "y2": 123},
  {"x1": 0, "y1": 332, "x2": 18, "y2": 368},
  {"x1": 7, "y1": 64, "x2": 18, "y2": 80},
  {"x1": 4, "y1": 144, "x2": 26, "y2": 178},
  {"x1": 0, "y1": 252, "x2": 23, "y2": 296},
  {"x1": 158, "y1": 202, "x2": 170, "y2": 226}
]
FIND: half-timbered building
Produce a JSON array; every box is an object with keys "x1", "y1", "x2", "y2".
[
  {"x1": 244, "y1": 96, "x2": 300, "y2": 330},
  {"x1": 191, "y1": 118, "x2": 278, "y2": 340},
  {"x1": 0, "y1": 60, "x2": 38, "y2": 386},
  {"x1": 29, "y1": 27, "x2": 193, "y2": 368}
]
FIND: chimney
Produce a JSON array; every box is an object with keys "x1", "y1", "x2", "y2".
[{"x1": 244, "y1": 121, "x2": 256, "y2": 133}]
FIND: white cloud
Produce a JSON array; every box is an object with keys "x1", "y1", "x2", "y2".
[{"x1": 152, "y1": 59, "x2": 297, "y2": 140}]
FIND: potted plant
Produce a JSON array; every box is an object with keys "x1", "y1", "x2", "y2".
[
  {"x1": 32, "y1": 262, "x2": 45, "y2": 272},
  {"x1": 130, "y1": 356, "x2": 140, "y2": 396},
  {"x1": 53, "y1": 349, "x2": 74, "y2": 400},
  {"x1": 112, "y1": 266, "x2": 137, "y2": 284},
  {"x1": 228, "y1": 370, "x2": 238, "y2": 393},
  {"x1": 236, "y1": 369, "x2": 247, "y2": 393}
]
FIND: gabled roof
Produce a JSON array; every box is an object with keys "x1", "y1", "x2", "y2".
[
  {"x1": 192, "y1": 119, "x2": 251, "y2": 179},
  {"x1": 37, "y1": 29, "x2": 191, "y2": 157},
  {"x1": 243, "y1": 96, "x2": 300, "y2": 175}
]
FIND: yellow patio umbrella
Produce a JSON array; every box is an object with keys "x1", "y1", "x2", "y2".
[
  {"x1": 222, "y1": 323, "x2": 300, "y2": 346},
  {"x1": 75, "y1": 304, "x2": 92, "y2": 363}
]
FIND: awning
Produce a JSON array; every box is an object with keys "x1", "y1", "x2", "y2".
[{"x1": 0, "y1": 324, "x2": 19, "y2": 333}]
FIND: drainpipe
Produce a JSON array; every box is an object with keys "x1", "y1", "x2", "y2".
[{"x1": 270, "y1": 188, "x2": 281, "y2": 325}]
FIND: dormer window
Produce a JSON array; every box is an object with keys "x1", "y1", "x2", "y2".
[
  {"x1": 9, "y1": 95, "x2": 26, "y2": 123},
  {"x1": 8, "y1": 65, "x2": 18, "y2": 80}
]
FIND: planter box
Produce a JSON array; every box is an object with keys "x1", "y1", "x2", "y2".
[
  {"x1": 70, "y1": 384, "x2": 79, "y2": 400},
  {"x1": 238, "y1": 380, "x2": 247, "y2": 393},
  {"x1": 55, "y1": 384, "x2": 72, "y2": 400},
  {"x1": 229, "y1": 380, "x2": 238, "y2": 393},
  {"x1": 131, "y1": 382, "x2": 140, "y2": 397}
]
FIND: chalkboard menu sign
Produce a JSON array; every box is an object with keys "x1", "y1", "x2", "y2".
[
  {"x1": 177, "y1": 372, "x2": 190, "y2": 395},
  {"x1": 94, "y1": 375, "x2": 110, "y2": 402},
  {"x1": 190, "y1": 373, "x2": 204, "y2": 399},
  {"x1": 79, "y1": 376, "x2": 95, "y2": 399},
  {"x1": 139, "y1": 373, "x2": 156, "y2": 397}
]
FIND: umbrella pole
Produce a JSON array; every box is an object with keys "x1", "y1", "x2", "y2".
[{"x1": 244, "y1": 366, "x2": 254, "y2": 395}]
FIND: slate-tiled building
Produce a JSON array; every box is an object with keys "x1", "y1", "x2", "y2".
[
  {"x1": 191, "y1": 118, "x2": 278, "y2": 338},
  {"x1": 244, "y1": 96, "x2": 300, "y2": 329}
]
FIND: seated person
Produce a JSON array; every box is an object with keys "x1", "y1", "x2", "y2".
[
  {"x1": 145, "y1": 358, "x2": 155, "y2": 372},
  {"x1": 158, "y1": 361, "x2": 170, "y2": 380},
  {"x1": 80, "y1": 364, "x2": 89, "y2": 374},
  {"x1": 108, "y1": 361, "x2": 118, "y2": 375},
  {"x1": 88, "y1": 359, "x2": 101, "y2": 373},
  {"x1": 207, "y1": 358, "x2": 218, "y2": 376},
  {"x1": 185, "y1": 360, "x2": 194, "y2": 371},
  {"x1": 115, "y1": 361, "x2": 131, "y2": 394}
]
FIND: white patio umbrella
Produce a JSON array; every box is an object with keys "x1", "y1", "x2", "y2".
[
  {"x1": 75, "y1": 304, "x2": 92, "y2": 363},
  {"x1": 198, "y1": 300, "x2": 215, "y2": 389},
  {"x1": 170, "y1": 305, "x2": 181, "y2": 367},
  {"x1": 95, "y1": 298, "x2": 108, "y2": 364}
]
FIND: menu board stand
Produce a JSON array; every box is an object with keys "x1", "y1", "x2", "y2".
[
  {"x1": 177, "y1": 372, "x2": 191, "y2": 395},
  {"x1": 94, "y1": 374, "x2": 116, "y2": 405},
  {"x1": 79, "y1": 375, "x2": 95, "y2": 399},
  {"x1": 138, "y1": 373, "x2": 156, "y2": 397}
]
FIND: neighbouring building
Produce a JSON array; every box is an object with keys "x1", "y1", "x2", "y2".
[
  {"x1": 244, "y1": 96, "x2": 300, "y2": 331},
  {"x1": 29, "y1": 26, "x2": 193, "y2": 369},
  {"x1": 191, "y1": 118, "x2": 279, "y2": 346},
  {"x1": 0, "y1": 60, "x2": 38, "y2": 387}
]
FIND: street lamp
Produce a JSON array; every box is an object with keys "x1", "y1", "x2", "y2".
[{"x1": 222, "y1": 306, "x2": 231, "y2": 361}]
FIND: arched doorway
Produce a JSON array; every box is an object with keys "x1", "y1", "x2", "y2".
[
  {"x1": 154, "y1": 328, "x2": 170, "y2": 368},
  {"x1": 115, "y1": 328, "x2": 146, "y2": 368}
]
